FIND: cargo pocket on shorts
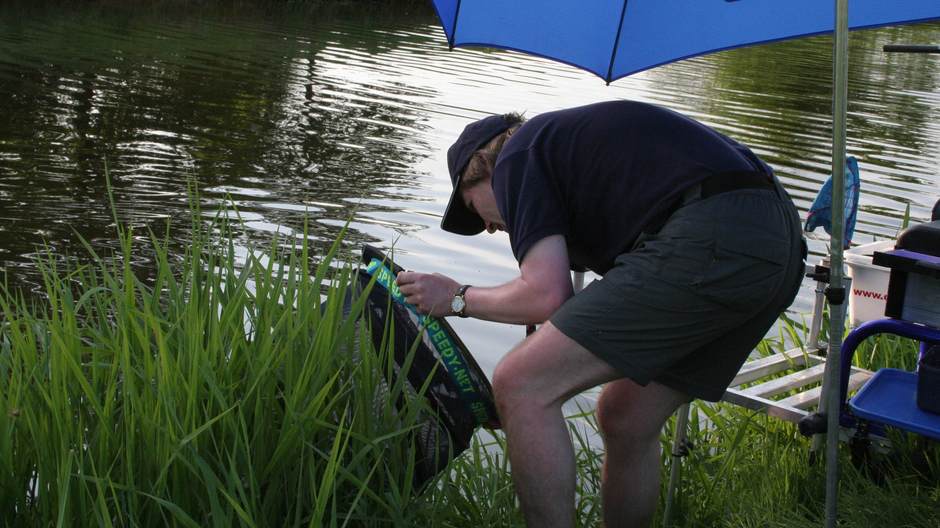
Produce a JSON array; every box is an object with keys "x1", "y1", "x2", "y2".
[
  {"x1": 653, "y1": 216, "x2": 717, "y2": 288},
  {"x1": 697, "y1": 231, "x2": 788, "y2": 312}
]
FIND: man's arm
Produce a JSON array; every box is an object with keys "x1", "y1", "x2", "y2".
[{"x1": 396, "y1": 235, "x2": 573, "y2": 325}]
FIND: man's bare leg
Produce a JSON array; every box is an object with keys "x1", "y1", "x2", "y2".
[
  {"x1": 596, "y1": 379, "x2": 688, "y2": 527},
  {"x1": 491, "y1": 322, "x2": 623, "y2": 528}
]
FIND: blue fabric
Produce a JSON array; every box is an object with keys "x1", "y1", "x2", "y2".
[
  {"x1": 430, "y1": 1, "x2": 940, "y2": 82},
  {"x1": 804, "y1": 156, "x2": 860, "y2": 249}
]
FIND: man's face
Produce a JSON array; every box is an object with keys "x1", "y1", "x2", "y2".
[{"x1": 461, "y1": 178, "x2": 505, "y2": 234}]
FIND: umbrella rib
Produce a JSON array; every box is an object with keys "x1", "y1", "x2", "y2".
[
  {"x1": 605, "y1": 0, "x2": 631, "y2": 83},
  {"x1": 449, "y1": 0, "x2": 464, "y2": 49}
]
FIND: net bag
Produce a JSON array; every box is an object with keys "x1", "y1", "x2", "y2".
[{"x1": 351, "y1": 245, "x2": 498, "y2": 485}]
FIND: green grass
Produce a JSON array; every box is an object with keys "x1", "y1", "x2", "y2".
[
  {"x1": 0, "y1": 207, "x2": 444, "y2": 526},
  {"x1": 657, "y1": 397, "x2": 939, "y2": 527},
  {"x1": 1, "y1": 206, "x2": 938, "y2": 527},
  {"x1": 655, "y1": 322, "x2": 940, "y2": 527}
]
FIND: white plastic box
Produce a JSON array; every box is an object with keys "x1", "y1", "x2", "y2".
[{"x1": 844, "y1": 240, "x2": 895, "y2": 327}]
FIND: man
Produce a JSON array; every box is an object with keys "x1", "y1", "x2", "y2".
[{"x1": 395, "y1": 100, "x2": 805, "y2": 528}]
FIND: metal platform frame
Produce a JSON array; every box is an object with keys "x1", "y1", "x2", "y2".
[
  {"x1": 720, "y1": 264, "x2": 873, "y2": 423},
  {"x1": 660, "y1": 263, "x2": 877, "y2": 525}
]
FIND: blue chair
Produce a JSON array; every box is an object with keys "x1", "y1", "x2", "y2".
[
  {"x1": 839, "y1": 319, "x2": 940, "y2": 441},
  {"x1": 838, "y1": 219, "x2": 940, "y2": 443}
]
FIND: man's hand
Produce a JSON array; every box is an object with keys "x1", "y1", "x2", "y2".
[
  {"x1": 396, "y1": 271, "x2": 461, "y2": 317},
  {"x1": 396, "y1": 236, "x2": 572, "y2": 324}
]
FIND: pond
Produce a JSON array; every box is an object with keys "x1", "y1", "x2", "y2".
[{"x1": 1, "y1": 1, "x2": 939, "y2": 379}]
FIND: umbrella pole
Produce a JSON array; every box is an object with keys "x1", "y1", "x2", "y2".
[{"x1": 824, "y1": 0, "x2": 850, "y2": 527}]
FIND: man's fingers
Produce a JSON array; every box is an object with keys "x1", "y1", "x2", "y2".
[
  {"x1": 394, "y1": 271, "x2": 448, "y2": 316},
  {"x1": 396, "y1": 273, "x2": 420, "y2": 305},
  {"x1": 396, "y1": 272, "x2": 416, "y2": 295}
]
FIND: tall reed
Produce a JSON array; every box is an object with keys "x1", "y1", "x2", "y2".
[{"x1": 0, "y1": 207, "x2": 439, "y2": 526}]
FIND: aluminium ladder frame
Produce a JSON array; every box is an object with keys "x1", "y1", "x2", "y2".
[{"x1": 627, "y1": 260, "x2": 875, "y2": 526}]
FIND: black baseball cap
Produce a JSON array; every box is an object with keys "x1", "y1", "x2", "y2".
[{"x1": 441, "y1": 114, "x2": 516, "y2": 235}]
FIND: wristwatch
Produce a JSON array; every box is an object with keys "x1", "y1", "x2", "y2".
[{"x1": 451, "y1": 285, "x2": 471, "y2": 318}]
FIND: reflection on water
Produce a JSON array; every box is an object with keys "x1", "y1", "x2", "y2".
[
  {"x1": 0, "y1": 1, "x2": 436, "y2": 290},
  {"x1": 1, "y1": 1, "x2": 939, "y2": 367}
]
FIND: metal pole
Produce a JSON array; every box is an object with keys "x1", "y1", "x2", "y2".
[
  {"x1": 824, "y1": 0, "x2": 850, "y2": 526},
  {"x1": 663, "y1": 402, "x2": 691, "y2": 527}
]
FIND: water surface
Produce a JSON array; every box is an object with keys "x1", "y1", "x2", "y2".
[{"x1": 1, "y1": 1, "x2": 939, "y2": 379}]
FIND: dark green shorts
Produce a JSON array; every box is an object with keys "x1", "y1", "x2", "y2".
[{"x1": 550, "y1": 179, "x2": 805, "y2": 401}]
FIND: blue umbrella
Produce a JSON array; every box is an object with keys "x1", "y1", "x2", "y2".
[
  {"x1": 428, "y1": 1, "x2": 940, "y2": 526},
  {"x1": 431, "y1": 1, "x2": 939, "y2": 82}
]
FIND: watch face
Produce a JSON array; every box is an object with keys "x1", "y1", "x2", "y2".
[{"x1": 451, "y1": 295, "x2": 465, "y2": 313}]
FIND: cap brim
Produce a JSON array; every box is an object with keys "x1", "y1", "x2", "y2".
[{"x1": 441, "y1": 187, "x2": 485, "y2": 235}]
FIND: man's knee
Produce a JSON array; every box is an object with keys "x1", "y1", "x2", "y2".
[
  {"x1": 491, "y1": 348, "x2": 544, "y2": 416},
  {"x1": 596, "y1": 394, "x2": 652, "y2": 444},
  {"x1": 596, "y1": 381, "x2": 683, "y2": 444},
  {"x1": 491, "y1": 331, "x2": 576, "y2": 417},
  {"x1": 491, "y1": 323, "x2": 626, "y2": 422},
  {"x1": 491, "y1": 355, "x2": 521, "y2": 410}
]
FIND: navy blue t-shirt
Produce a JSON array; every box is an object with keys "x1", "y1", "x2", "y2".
[{"x1": 492, "y1": 100, "x2": 768, "y2": 274}]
